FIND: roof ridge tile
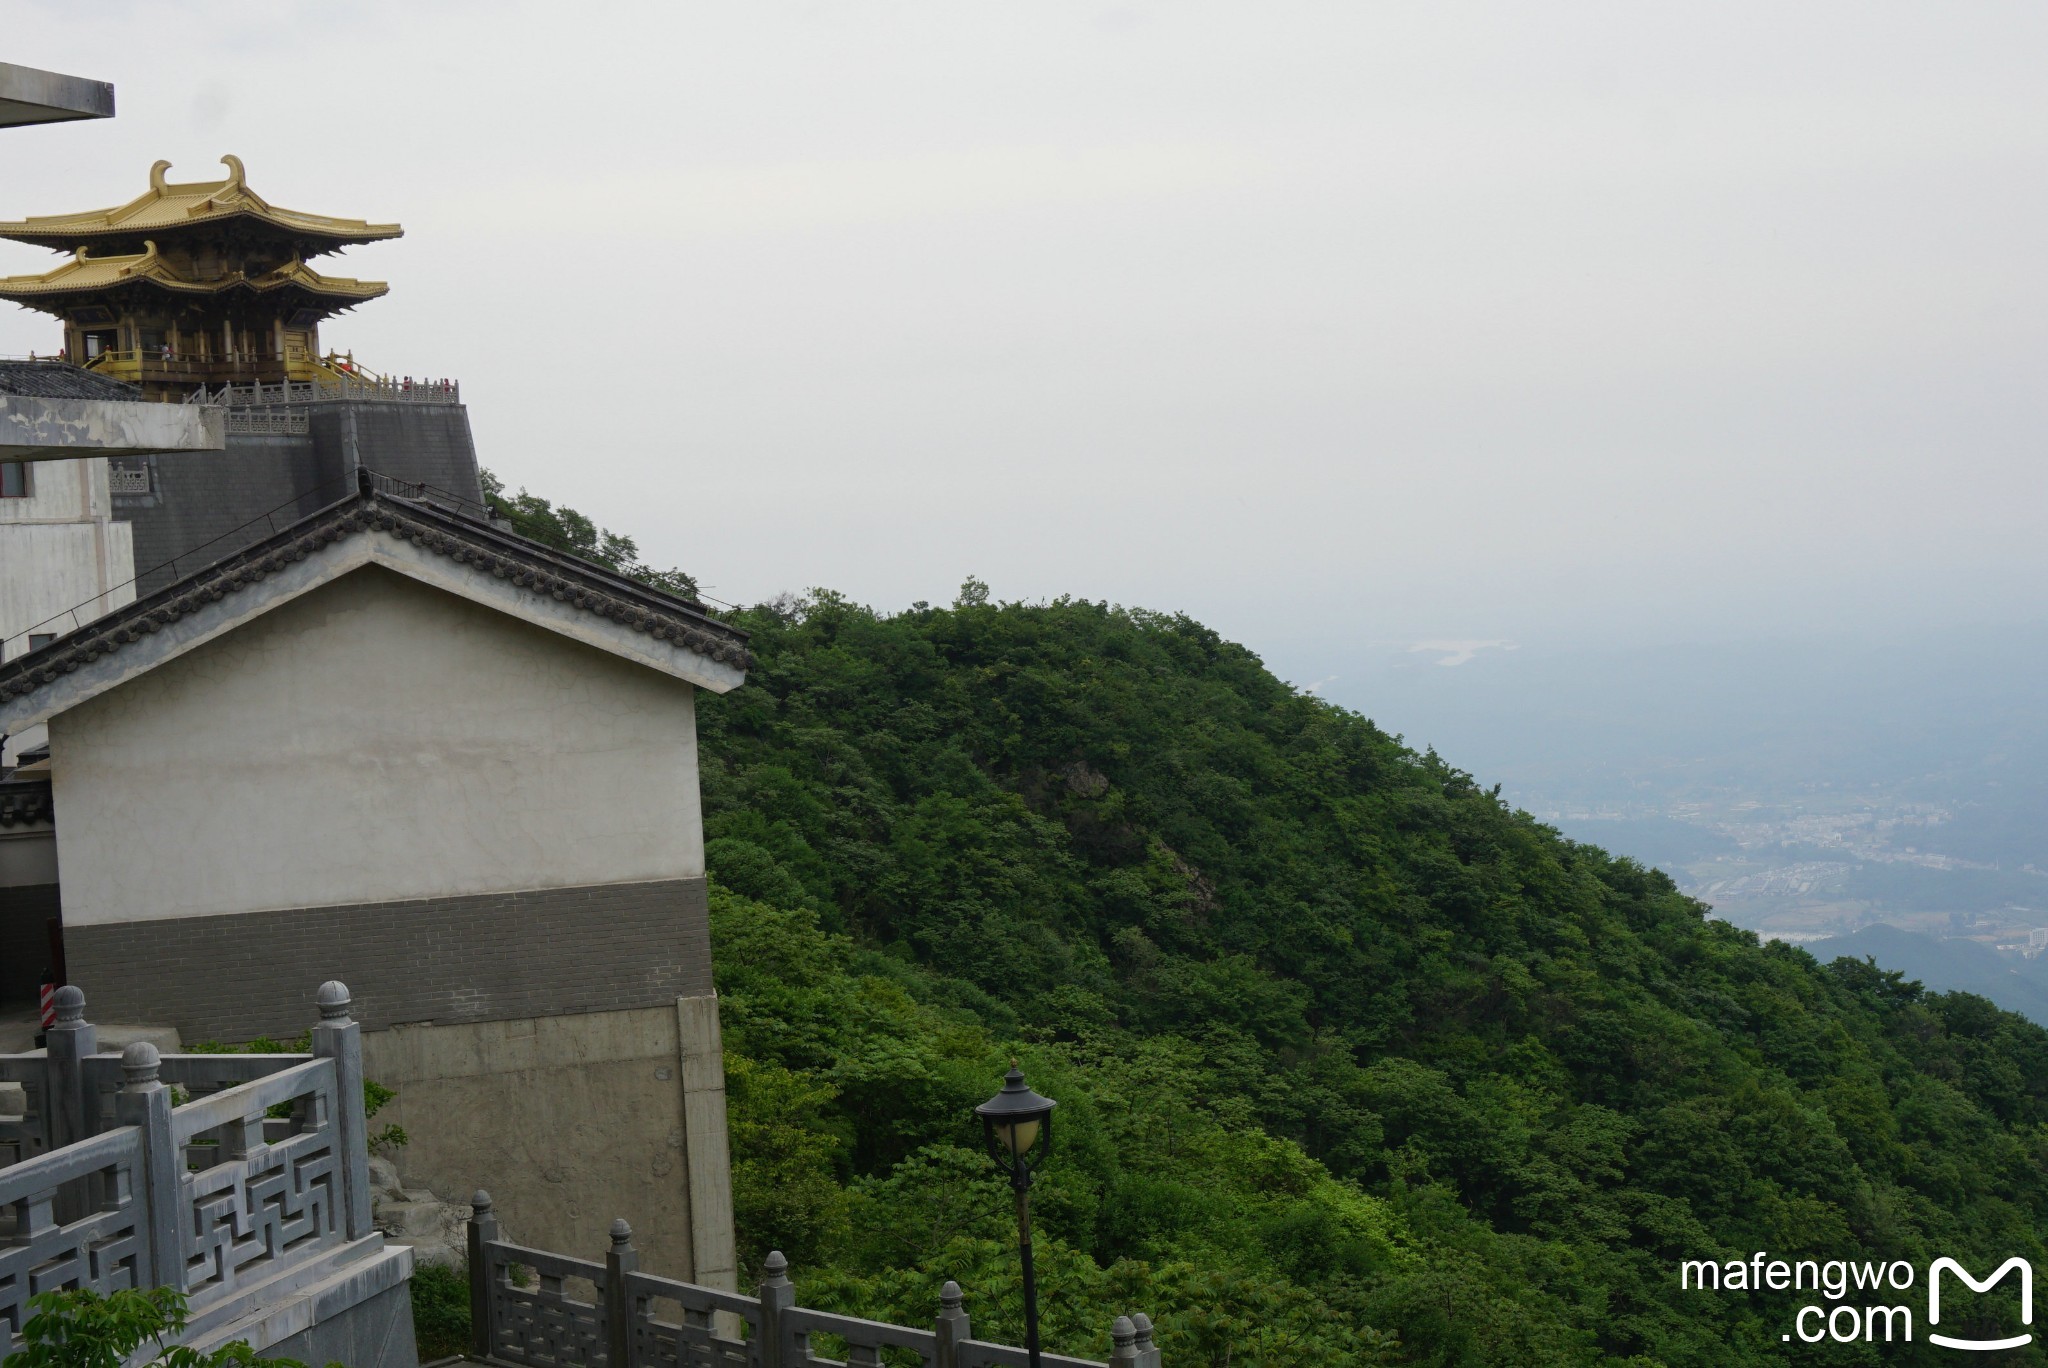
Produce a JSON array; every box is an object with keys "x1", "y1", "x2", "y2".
[{"x1": 0, "y1": 489, "x2": 749, "y2": 706}]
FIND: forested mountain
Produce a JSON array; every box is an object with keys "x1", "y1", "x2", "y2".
[
  {"x1": 688, "y1": 588, "x2": 2048, "y2": 1367},
  {"x1": 1811, "y1": 924, "x2": 2048, "y2": 1025},
  {"x1": 481, "y1": 481, "x2": 2048, "y2": 1365}
]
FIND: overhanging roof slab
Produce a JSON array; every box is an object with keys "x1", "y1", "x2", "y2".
[
  {"x1": 0, "y1": 63, "x2": 114, "y2": 128},
  {"x1": 0, "y1": 394, "x2": 226, "y2": 460}
]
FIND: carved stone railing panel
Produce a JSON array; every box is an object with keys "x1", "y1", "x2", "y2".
[
  {"x1": 0, "y1": 981, "x2": 378, "y2": 1359},
  {"x1": 76, "y1": 1053, "x2": 313, "y2": 1141},
  {"x1": 82, "y1": 1053, "x2": 308, "y2": 1098},
  {"x1": 0, "y1": 1062, "x2": 49, "y2": 1167},
  {"x1": 486, "y1": 1241, "x2": 610, "y2": 1368},
  {"x1": 624, "y1": 1269, "x2": 760, "y2": 1368},
  {"x1": 782, "y1": 1306, "x2": 939, "y2": 1366},
  {"x1": 188, "y1": 378, "x2": 462, "y2": 408},
  {"x1": 956, "y1": 1344, "x2": 1108, "y2": 1368},
  {"x1": 0, "y1": 1127, "x2": 148, "y2": 1350},
  {"x1": 225, "y1": 409, "x2": 310, "y2": 436},
  {"x1": 171, "y1": 1059, "x2": 343, "y2": 1309}
]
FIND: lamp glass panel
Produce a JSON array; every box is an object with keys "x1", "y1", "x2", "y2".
[{"x1": 1000, "y1": 1118, "x2": 1042, "y2": 1157}]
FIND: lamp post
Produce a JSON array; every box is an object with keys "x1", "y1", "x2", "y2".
[{"x1": 976, "y1": 1063, "x2": 1057, "y2": 1368}]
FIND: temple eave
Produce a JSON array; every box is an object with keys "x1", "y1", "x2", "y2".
[
  {"x1": 0, "y1": 224, "x2": 401, "y2": 263},
  {"x1": 0, "y1": 281, "x2": 387, "y2": 324},
  {"x1": 0, "y1": 278, "x2": 388, "y2": 299},
  {"x1": 0, "y1": 156, "x2": 401, "y2": 251},
  {"x1": 0, "y1": 217, "x2": 402, "y2": 242}
]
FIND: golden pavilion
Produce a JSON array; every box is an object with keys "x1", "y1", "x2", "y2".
[{"x1": 0, "y1": 156, "x2": 398, "y2": 398}]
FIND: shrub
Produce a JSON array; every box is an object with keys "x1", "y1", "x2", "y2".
[
  {"x1": 2, "y1": 1288, "x2": 327, "y2": 1368},
  {"x1": 408, "y1": 1262, "x2": 471, "y2": 1362}
]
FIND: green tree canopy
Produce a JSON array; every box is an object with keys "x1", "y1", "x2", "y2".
[
  {"x1": 693, "y1": 587, "x2": 2048, "y2": 1368},
  {"x1": 478, "y1": 469, "x2": 698, "y2": 600}
]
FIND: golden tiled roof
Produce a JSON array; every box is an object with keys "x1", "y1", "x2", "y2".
[
  {"x1": 0, "y1": 156, "x2": 401, "y2": 251},
  {"x1": 0, "y1": 240, "x2": 388, "y2": 302}
]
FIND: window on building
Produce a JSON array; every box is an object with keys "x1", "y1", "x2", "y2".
[
  {"x1": 0, "y1": 461, "x2": 29, "y2": 498},
  {"x1": 28, "y1": 634, "x2": 55, "y2": 652}
]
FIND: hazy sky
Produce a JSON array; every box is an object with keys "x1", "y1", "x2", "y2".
[{"x1": 6, "y1": 2, "x2": 2045, "y2": 688}]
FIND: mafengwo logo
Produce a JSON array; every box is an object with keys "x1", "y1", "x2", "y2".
[
  {"x1": 1928, "y1": 1258, "x2": 2032, "y2": 1352},
  {"x1": 1678, "y1": 1253, "x2": 2033, "y2": 1349}
]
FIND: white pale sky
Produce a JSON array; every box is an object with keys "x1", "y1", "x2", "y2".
[{"x1": 6, "y1": 2, "x2": 2046, "y2": 684}]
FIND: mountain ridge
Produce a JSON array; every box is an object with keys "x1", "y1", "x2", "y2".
[
  {"x1": 1811, "y1": 922, "x2": 2048, "y2": 1024},
  {"x1": 481, "y1": 484, "x2": 2048, "y2": 1365},
  {"x1": 689, "y1": 587, "x2": 2048, "y2": 1367}
]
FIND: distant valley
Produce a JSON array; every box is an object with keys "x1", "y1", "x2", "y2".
[
  {"x1": 1295, "y1": 621, "x2": 2048, "y2": 1015},
  {"x1": 1801, "y1": 922, "x2": 2048, "y2": 1023}
]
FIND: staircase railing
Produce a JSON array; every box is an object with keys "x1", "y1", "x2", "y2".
[{"x1": 310, "y1": 351, "x2": 460, "y2": 403}]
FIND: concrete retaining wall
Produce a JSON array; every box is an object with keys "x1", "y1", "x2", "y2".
[{"x1": 363, "y1": 999, "x2": 736, "y2": 1289}]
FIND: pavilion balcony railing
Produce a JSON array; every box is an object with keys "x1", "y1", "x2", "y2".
[
  {"x1": 81, "y1": 348, "x2": 297, "y2": 388},
  {"x1": 468, "y1": 1198, "x2": 1164, "y2": 1368}
]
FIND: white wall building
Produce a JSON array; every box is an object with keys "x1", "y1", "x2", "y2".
[
  {"x1": 0, "y1": 454, "x2": 135, "y2": 659},
  {"x1": 0, "y1": 453, "x2": 135, "y2": 768},
  {"x1": 0, "y1": 479, "x2": 753, "y2": 1288},
  {"x1": 1, "y1": 357, "x2": 220, "y2": 767}
]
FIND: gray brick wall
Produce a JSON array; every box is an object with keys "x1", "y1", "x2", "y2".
[
  {"x1": 119, "y1": 401, "x2": 484, "y2": 597},
  {"x1": 331, "y1": 405, "x2": 482, "y2": 501},
  {"x1": 63, "y1": 876, "x2": 710, "y2": 1042},
  {"x1": 124, "y1": 434, "x2": 330, "y2": 594}
]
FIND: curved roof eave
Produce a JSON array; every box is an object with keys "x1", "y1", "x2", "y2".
[{"x1": 0, "y1": 156, "x2": 401, "y2": 251}]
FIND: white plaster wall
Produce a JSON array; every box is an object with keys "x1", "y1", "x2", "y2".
[
  {"x1": 0, "y1": 457, "x2": 136, "y2": 658},
  {"x1": 51, "y1": 564, "x2": 705, "y2": 925},
  {"x1": 0, "y1": 455, "x2": 92, "y2": 523}
]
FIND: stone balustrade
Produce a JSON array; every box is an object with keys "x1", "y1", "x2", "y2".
[
  {"x1": 2, "y1": 988, "x2": 1162, "y2": 1367},
  {"x1": 0, "y1": 983, "x2": 403, "y2": 1361},
  {"x1": 469, "y1": 1196, "x2": 1162, "y2": 1368}
]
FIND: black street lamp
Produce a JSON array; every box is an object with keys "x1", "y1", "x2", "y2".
[{"x1": 976, "y1": 1063, "x2": 1057, "y2": 1368}]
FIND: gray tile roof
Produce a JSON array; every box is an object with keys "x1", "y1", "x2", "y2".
[
  {"x1": 0, "y1": 475, "x2": 751, "y2": 709},
  {"x1": 0, "y1": 778, "x2": 51, "y2": 827},
  {"x1": 0, "y1": 359, "x2": 141, "y2": 399}
]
